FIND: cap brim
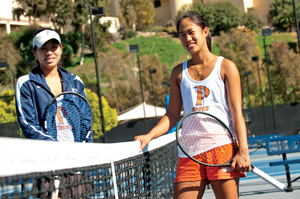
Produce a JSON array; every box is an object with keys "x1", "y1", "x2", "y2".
[{"x1": 32, "y1": 30, "x2": 61, "y2": 48}]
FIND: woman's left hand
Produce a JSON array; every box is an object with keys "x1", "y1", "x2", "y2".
[{"x1": 231, "y1": 152, "x2": 252, "y2": 172}]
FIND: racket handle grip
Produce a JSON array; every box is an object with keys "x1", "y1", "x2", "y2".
[
  {"x1": 251, "y1": 165, "x2": 287, "y2": 191},
  {"x1": 82, "y1": 131, "x2": 91, "y2": 143}
]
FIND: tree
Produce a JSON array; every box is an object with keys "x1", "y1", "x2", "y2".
[
  {"x1": 140, "y1": 54, "x2": 170, "y2": 108},
  {"x1": 118, "y1": 0, "x2": 155, "y2": 31},
  {"x1": 97, "y1": 47, "x2": 148, "y2": 113},
  {"x1": 119, "y1": 0, "x2": 137, "y2": 30},
  {"x1": 268, "y1": 0, "x2": 300, "y2": 31},
  {"x1": 74, "y1": 44, "x2": 170, "y2": 113},
  {"x1": 85, "y1": 88, "x2": 118, "y2": 139},
  {"x1": 14, "y1": 0, "x2": 49, "y2": 23},
  {"x1": 217, "y1": 28, "x2": 261, "y2": 74},
  {"x1": 177, "y1": 1, "x2": 242, "y2": 35},
  {"x1": 96, "y1": 48, "x2": 140, "y2": 112},
  {"x1": 268, "y1": 40, "x2": 300, "y2": 103},
  {"x1": 241, "y1": 9, "x2": 264, "y2": 32},
  {"x1": 84, "y1": 19, "x2": 113, "y2": 53},
  {"x1": 50, "y1": 0, "x2": 73, "y2": 32},
  {"x1": 134, "y1": 0, "x2": 155, "y2": 30},
  {"x1": 269, "y1": 0, "x2": 292, "y2": 17},
  {"x1": 0, "y1": 34, "x2": 22, "y2": 87},
  {"x1": 71, "y1": 0, "x2": 113, "y2": 54},
  {"x1": 0, "y1": 90, "x2": 16, "y2": 124},
  {"x1": 71, "y1": 1, "x2": 89, "y2": 65},
  {"x1": 212, "y1": 2, "x2": 241, "y2": 35},
  {"x1": 216, "y1": 28, "x2": 262, "y2": 107},
  {"x1": 12, "y1": 25, "x2": 40, "y2": 78}
]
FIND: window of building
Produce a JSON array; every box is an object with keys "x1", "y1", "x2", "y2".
[
  {"x1": 12, "y1": 8, "x2": 16, "y2": 20},
  {"x1": 247, "y1": 7, "x2": 254, "y2": 12},
  {"x1": 154, "y1": 0, "x2": 161, "y2": 8}
]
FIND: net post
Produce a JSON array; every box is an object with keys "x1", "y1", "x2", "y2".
[{"x1": 110, "y1": 156, "x2": 119, "y2": 199}]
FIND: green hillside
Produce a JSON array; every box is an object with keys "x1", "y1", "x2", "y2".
[{"x1": 112, "y1": 34, "x2": 190, "y2": 69}]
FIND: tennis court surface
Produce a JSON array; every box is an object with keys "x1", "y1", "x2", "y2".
[
  {"x1": 1, "y1": 132, "x2": 299, "y2": 198},
  {"x1": 203, "y1": 147, "x2": 300, "y2": 199}
]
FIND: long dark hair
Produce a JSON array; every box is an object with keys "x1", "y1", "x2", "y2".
[
  {"x1": 176, "y1": 12, "x2": 212, "y2": 52},
  {"x1": 33, "y1": 28, "x2": 63, "y2": 67}
]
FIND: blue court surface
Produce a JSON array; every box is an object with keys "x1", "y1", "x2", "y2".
[{"x1": 202, "y1": 148, "x2": 300, "y2": 199}]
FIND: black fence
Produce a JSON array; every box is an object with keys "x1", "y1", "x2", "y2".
[
  {"x1": 244, "y1": 103, "x2": 300, "y2": 137},
  {"x1": 105, "y1": 103, "x2": 300, "y2": 143},
  {"x1": 0, "y1": 122, "x2": 21, "y2": 138},
  {"x1": 1, "y1": 103, "x2": 300, "y2": 142},
  {"x1": 103, "y1": 118, "x2": 159, "y2": 143}
]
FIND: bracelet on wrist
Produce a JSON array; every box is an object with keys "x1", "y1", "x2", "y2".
[{"x1": 237, "y1": 153, "x2": 247, "y2": 162}]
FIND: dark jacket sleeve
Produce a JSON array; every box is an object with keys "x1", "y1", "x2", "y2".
[{"x1": 15, "y1": 79, "x2": 55, "y2": 141}]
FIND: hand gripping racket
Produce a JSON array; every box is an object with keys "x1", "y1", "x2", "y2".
[
  {"x1": 176, "y1": 111, "x2": 287, "y2": 191},
  {"x1": 44, "y1": 92, "x2": 93, "y2": 143}
]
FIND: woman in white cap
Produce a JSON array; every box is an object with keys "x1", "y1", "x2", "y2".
[
  {"x1": 32, "y1": 28, "x2": 64, "y2": 96},
  {"x1": 15, "y1": 28, "x2": 94, "y2": 198},
  {"x1": 15, "y1": 28, "x2": 93, "y2": 142}
]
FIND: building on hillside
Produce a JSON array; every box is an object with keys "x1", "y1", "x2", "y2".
[
  {"x1": 0, "y1": 0, "x2": 51, "y2": 35},
  {"x1": 205, "y1": 0, "x2": 273, "y2": 24},
  {"x1": 0, "y1": 0, "x2": 120, "y2": 36},
  {"x1": 99, "y1": 17, "x2": 120, "y2": 34},
  {"x1": 252, "y1": 0, "x2": 274, "y2": 23},
  {"x1": 110, "y1": 0, "x2": 194, "y2": 26},
  {"x1": 111, "y1": 0, "x2": 272, "y2": 27},
  {"x1": 1, "y1": 0, "x2": 273, "y2": 35}
]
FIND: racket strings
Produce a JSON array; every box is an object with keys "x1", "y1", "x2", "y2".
[
  {"x1": 45, "y1": 93, "x2": 93, "y2": 142},
  {"x1": 64, "y1": 99, "x2": 81, "y2": 142},
  {"x1": 178, "y1": 113, "x2": 236, "y2": 166},
  {"x1": 193, "y1": 143, "x2": 235, "y2": 165}
]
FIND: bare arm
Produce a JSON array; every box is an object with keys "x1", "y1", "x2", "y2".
[
  {"x1": 221, "y1": 59, "x2": 251, "y2": 172},
  {"x1": 134, "y1": 64, "x2": 183, "y2": 151}
]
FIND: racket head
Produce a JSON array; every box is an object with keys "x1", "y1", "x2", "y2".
[
  {"x1": 176, "y1": 111, "x2": 237, "y2": 166},
  {"x1": 43, "y1": 92, "x2": 93, "y2": 142}
]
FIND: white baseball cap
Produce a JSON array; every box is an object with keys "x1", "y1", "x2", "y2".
[{"x1": 32, "y1": 29, "x2": 61, "y2": 48}]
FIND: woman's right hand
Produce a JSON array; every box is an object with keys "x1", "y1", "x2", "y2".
[{"x1": 134, "y1": 134, "x2": 153, "y2": 152}]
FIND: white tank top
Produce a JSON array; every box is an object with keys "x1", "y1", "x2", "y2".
[{"x1": 178, "y1": 56, "x2": 236, "y2": 158}]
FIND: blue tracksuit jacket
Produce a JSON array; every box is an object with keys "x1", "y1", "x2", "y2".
[{"x1": 15, "y1": 66, "x2": 93, "y2": 142}]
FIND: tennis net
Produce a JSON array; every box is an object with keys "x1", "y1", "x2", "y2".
[{"x1": 0, "y1": 133, "x2": 177, "y2": 199}]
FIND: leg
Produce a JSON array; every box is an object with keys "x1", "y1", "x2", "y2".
[
  {"x1": 210, "y1": 178, "x2": 239, "y2": 199},
  {"x1": 173, "y1": 158, "x2": 210, "y2": 199},
  {"x1": 173, "y1": 180, "x2": 208, "y2": 199}
]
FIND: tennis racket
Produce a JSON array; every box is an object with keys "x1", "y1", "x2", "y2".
[
  {"x1": 44, "y1": 92, "x2": 93, "y2": 143},
  {"x1": 176, "y1": 111, "x2": 287, "y2": 191}
]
